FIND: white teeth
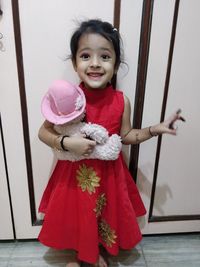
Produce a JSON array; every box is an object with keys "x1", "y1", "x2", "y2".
[{"x1": 88, "y1": 73, "x2": 102, "y2": 77}]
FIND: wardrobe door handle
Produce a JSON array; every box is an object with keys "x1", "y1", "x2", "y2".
[
  {"x1": 0, "y1": 2, "x2": 3, "y2": 16},
  {"x1": 0, "y1": 2, "x2": 5, "y2": 52}
]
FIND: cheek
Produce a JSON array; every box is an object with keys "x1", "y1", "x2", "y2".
[
  {"x1": 75, "y1": 65, "x2": 86, "y2": 78},
  {"x1": 76, "y1": 66, "x2": 85, "y2": 76},
  {"x1": 106, "y1": 63, "x2": 115, "y2": 73},
  {"x1": 76, "y1": 60, "x2": 86, "y2": 69}
]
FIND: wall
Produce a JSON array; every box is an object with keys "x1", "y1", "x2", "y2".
[{"x1": 0, "y1": 0, "x2": 200, "y2": 239}]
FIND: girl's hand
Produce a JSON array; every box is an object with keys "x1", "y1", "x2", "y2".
[
  {"x1": 151, "y1": 109, "x2": 186, "y2": 136},
  {"x1": 63, "y1": 135, "x2": 96, "y2": 156}
]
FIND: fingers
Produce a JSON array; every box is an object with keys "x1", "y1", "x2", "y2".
[
  {"x1": 176, "y1": 108, "x2": 186, "y2": 122},
  {"x1": 169, "y1": 127, "x2": 178, "y2": 136},
  {"x1": 83, "y1": 141, "x2": 96, "y2": 156},
  {"x1": 179, "y1": 116, "x2": 186, "y2": 122},
  {"x1": 169, "y1": 109, "x2": 185, "y2": 129},
  {"x1": 83, "y1": 148, "x2": 93, "y2": 157},
  {"x1": 80, "y1": 133, "x2": 86, "y2": 138},
  {"x1": 81, "y1": 134, "x2": 96, "y2": 145},
  {"x1": 88, "y1": 140, "x2": 96, "y2": 146}
]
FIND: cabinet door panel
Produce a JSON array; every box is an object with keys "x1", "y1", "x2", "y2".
[
  {"x1": 0, "y1": 127, "x2": 14, "y2": 239},
  {"x1": 137, "y1": 0, "x2": 200, "y2": 234}
]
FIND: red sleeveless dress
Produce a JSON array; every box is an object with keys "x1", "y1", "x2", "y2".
[{"x1": 38, "y1": 83, "x2": 146, "y2": 264}]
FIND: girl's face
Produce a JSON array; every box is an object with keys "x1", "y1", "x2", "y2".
[{"x1": 73, "y1": 33, "x2": 117, "y2": 90}]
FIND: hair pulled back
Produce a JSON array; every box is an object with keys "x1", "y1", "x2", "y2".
[{"x1": 70, "y1": 19, "x2": 123, "y2": 69}]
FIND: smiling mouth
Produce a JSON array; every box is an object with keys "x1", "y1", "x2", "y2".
[
  {"x1": 87, "y1": 72, "x2": 103, "y2": 78},
  {"x1": 87, "y1": 73, "x2": 104, "y2": 80}
]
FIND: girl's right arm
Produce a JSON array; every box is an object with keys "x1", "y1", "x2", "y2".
[{"x1": 38, "y1": 120, "x2": 96, "y2": 156}]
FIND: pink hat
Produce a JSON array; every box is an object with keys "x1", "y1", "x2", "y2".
[{"x1": 41, "y1": 80, "x2": 86, "y2": 125}]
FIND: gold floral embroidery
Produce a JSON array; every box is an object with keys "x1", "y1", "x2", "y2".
[
  {"x1": 94, "y1": 193, "x2": 107, "y2": 217},
  {"x1": 76, "y1": 164, "x2": 100, "y2": 194},
  {"x1": 98, "y1": 219, "x2": 117, "y2": 247}
]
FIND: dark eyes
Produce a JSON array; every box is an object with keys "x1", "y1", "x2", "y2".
[
  {"x1": 79, "y1": 54, "x2": 111, "y2": 61},
  {"x1": 80, "y1": 53, "x2": 90, "y2": 60},
  {"x1": 101, "y1": 55, "x2": 111, "y2": 60}
]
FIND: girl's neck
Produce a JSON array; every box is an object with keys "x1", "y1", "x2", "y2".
[{"x1": 80, "y1": 82, "x2": 112, "y2": 91}]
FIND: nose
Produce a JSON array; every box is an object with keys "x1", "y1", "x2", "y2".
[{"x1": 90, "y1": 55, "x2": 100, "y2": 68}]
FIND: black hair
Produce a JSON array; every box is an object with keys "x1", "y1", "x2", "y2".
[{"x1": 70, "y1": 19, "x2": 123, "y2": 70}]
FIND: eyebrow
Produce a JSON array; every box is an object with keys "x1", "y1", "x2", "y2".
[{"x1": 78, "y1": 47, "x2": 112, "y2": 53}]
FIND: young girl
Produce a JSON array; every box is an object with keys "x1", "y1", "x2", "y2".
[{"x1": 38, "y1": 19, "x2": 184, "y2": 267}]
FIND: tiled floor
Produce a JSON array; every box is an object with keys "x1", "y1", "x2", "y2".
[{"x1": 0, "y1": 234, "x2": 200, "y2": 267}]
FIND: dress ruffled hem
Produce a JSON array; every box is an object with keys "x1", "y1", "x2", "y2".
[{"x1": 38, "y1": 157, "x2": 146, "y2": 263}]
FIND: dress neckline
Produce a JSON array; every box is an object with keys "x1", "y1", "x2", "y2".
[{"x1": 79, "y1": 82, "x2": 113, "y2": 100}]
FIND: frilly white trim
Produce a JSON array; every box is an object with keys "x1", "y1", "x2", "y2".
[
  {"x1": 54, "y1": 122, "x2": 122, "y2": 161},
  {"x1": 75, "y1": 95, "x2": 84, "y2": 110}
]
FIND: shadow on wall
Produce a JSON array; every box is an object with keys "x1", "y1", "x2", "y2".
[{"x1": 137, "y1": 164, "x2": 173, "y2": 216}]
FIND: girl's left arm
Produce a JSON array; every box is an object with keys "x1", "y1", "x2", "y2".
[{"x1": 120, "y1": 95, "x2": 185, "y2": 145}]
